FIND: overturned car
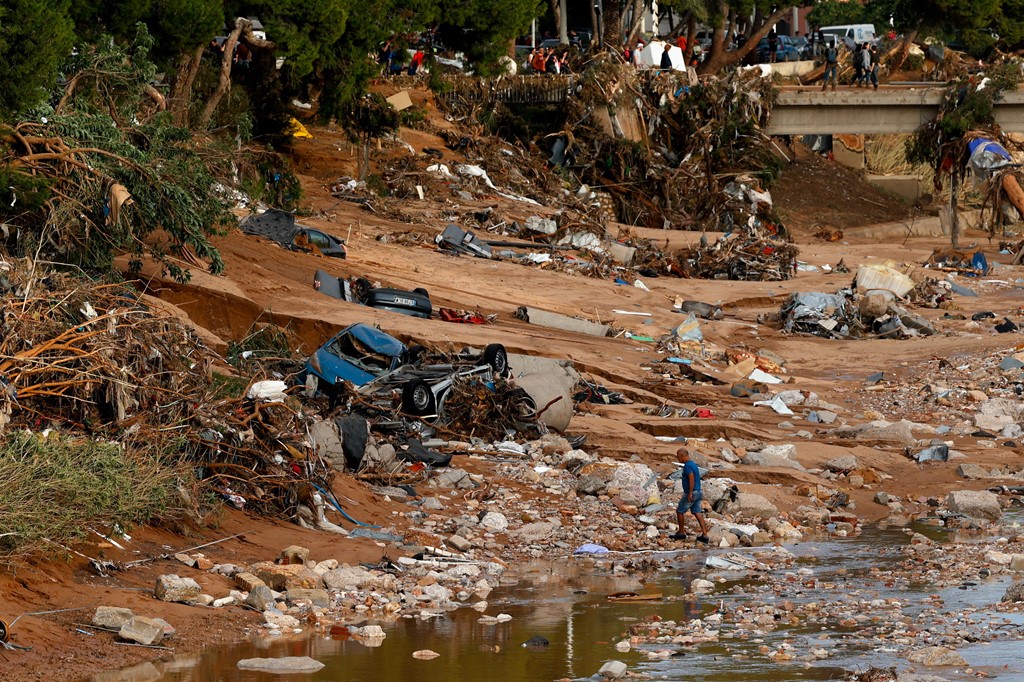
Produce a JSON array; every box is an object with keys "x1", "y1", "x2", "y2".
[{"x1": 303, "y1": 323, "x2": 516, "y2": 418}]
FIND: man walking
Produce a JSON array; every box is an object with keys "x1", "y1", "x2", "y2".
[
  {"x1": 670, "y1": 448, "x2": 709, "y2": 544},
  {"x1": 821, "y1": 41, "x2": 838, "y2": 92}
]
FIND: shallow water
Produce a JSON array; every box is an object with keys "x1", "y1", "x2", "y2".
[{"x1": 92, "y1": 521, "x2": 1024, "y2": 682}]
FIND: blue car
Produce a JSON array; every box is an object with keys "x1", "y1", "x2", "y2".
[{"x1": 304, "y1": 323, "x2": 511, "y2": 418}]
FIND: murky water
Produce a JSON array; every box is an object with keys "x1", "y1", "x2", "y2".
[{"x1": 92, "y1": 522, "x2": 1024, "y2": 682}]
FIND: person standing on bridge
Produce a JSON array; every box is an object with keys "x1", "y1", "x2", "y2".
[
  {"x1": 852, "y1": 43, "x2": 864, "y2": 86},
  {"x1": 867, "y1": 43, "x2": 879, "y2": 90},
  {"x1": 821, "y1": 42, "x2": 838, "y2": 91}
]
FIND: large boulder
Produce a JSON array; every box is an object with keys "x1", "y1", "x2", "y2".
[
  {"x1": 907, "y1": 646, "x2": 968, "y2": 666},
  {"x1": 1003, "y1": 580, "x2": 1024, "y2": 602},
  {"x1": 511, "y1": 521, "x2": 559, "y2": 544},
  {"x1": 248, "y1": 562, "x2": 324, "y2": 591},
  {"x1": 742, "y1": 452, "x2": 806, "y2": 471},
  {"x1": 946, "y1": 490, "x2": 1001, "y2": 522},
  {"x1": 728, "y1": 493, "x2": 779, "y2": 520},
  {"x1": 154, "y1": 575, "x2": 201, "y2": 603},
  {"x1": 237, "y1": 657, "x2": 325, "y2": 673},
  {"x1": 608, "y1": 463, "x2": 658, "y2": 506},
  {"x1": 119, "y1": 617, "x2": 166, "y2": 646},
  {"x1": 824, "y1": 454, "x2": 858, "y2": 472},
  {"x1": 92, "y1": 606, "x2": 134, "y2": 629},
  {"x1": 322, "y1": 565, "x2": 393, "y2": 591},
  {"x1": 479, "y1": 511, "x2": 509, "y2": 532}
]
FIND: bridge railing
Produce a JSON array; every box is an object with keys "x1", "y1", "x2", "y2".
[{"x1": 435, "y1": 74, "x2": 578, "y2": 107}]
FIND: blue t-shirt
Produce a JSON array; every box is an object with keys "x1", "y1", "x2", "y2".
[{"x1": 681, "y1": 460, "x2": 701, "y2": 493}]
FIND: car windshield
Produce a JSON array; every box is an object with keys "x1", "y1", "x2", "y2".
[{"x1": 327, "y1": 329, "x2": 400, "y2": 375}]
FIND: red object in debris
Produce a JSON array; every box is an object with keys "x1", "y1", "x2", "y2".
[
  {"x1": 940, "y1": 155, "x2": 954, "y2": 174},
  {"x1": 762, "y1": 246, "x2": 775, "y2": 255},
  {"x1": 695, "y1": 408, "x2": 715, "y2": 419},
  {"x1": 438, "y1": 307, "x2": 488, "y2": 324}
]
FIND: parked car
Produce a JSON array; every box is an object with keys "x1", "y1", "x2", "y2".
[
  {"x1": 756, "y1": 35, "x2": 802, "y2": 63},
  {"x1": 304, "y1": 323, "x2": 514, "y2": 418},
  {"x1": 313, "y1": 269, "x2": 432, "y2": 319},
  {"x1": 819, "y1": 24, "x2": 877, "y2": 50},
  {"x1": 241, "y1": 209, "x2": 347, "y2": 258}
]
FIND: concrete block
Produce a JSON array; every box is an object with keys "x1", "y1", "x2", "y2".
[
  {"x1": 833, "y1": 141, "x2": 865, "y2": 170},
  {"x1": 517, "y1": 307, "x2": 610, "y2": 337},
  {"x1": 867, "y1": 174, "x2": 922, "y2": 203}
]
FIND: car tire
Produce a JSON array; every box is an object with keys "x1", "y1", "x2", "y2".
[
  {"x1": 483, "y1": 344, "x2": 509, "y2": 376},
  {"x1": 354, "y1": 277, "x2": 372, "y2": 304},
  {"x1": 413, "y1": 287, "x2": 429, "y2": 297},
  {"x1": 402, "y1": 380, "x2": 436, "y2": 416}
]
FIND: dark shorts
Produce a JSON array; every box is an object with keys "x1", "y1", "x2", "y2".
[{"x1": 677, "y1": 491, "x2": 703, "y2": 515}]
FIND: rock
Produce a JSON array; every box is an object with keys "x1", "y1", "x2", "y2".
[
  {"x1": 192, "y1": 594, "x2": 214, "y2": 606},
  {"x1": 979, "y1": 397, "x2": 1024, "y2": 420},
  {"x1": 358, "y1": 625, "x2": 386, "y2": 638},
  {"x1": 263, "y1": 610, "x2": 301, "y2": 629},
  {"x1": 249, "y1": 561, "x2": 324, "y2": 591},
  {"x1": 421, "y1": 497, "x2": 444, "y2": 511},
  {"x1": 896, "y1": 674, "x2": 949, "y2": 682},
  {"x1": 447, "y1": 534, "x2": 472, "y2": 552},
  {"x1": 874, "y1": 492, "x2": 891, "y2": 505},
  {"x1": 512, "y1": 521, "x2": 558, "y2": 544},
  {"x1": 1003, "y1": 580, "x2": 1024, "y2": 602},
  {"x1": 1010, "y1": 555, "x2": 1024, "y2": 571},
  {"x1": 237, "y1": 657, "x2": 325, "y2": 673},
  {"x1": 430, "y1": 467, "x2": 472, "y2": 489},
  {"x1": 154, "y1": 575, "x2": 201, "y2": 603},
  {"x1": 150, "y1": 618, "x2": 176, "y2": 639},
  {"x1": 234, "y1": 572, "x2": 266, "y2": 592},
  {"x1": 286, "y1": 588, "x2": 330, "y2": 608},
  {"x1": 974, "y1": 414, "x2": 1015, "y2": 431},
  {"x1": 690, "y1": 578, "x2": 715, "y2": 594},
  {"x1": 279, "y1": 545, "x2": 310, "y2": 565},
  {"x1": 92, "y1": 606, "x2": 135, "y2": 629},
  {"x1": 859, "y1": 292, "x2": 891, "y2": 320},
  {"x1": 524, "y1": 215, "x2": 558, "y2": 235},
  {"x1": 537, "y1": 433, "x2": 571, "y2": 454},
  {"x1": 576, "y1": 475, "x2": 606, "y2": 495},
  {"x1": 323, "y1": 565, "x2": 395, "y2": 591},
  {"x1": 119, "y1": 617, "x2": 165, "y2": 646},
  {"x1": 757, "y1": 444, "x2": 797, "y2": 459},
  {"x1": 422, "y1": 583, "x2": 453, "y2": 604},
  {"x1": 824, "y1": 455, "x2": 858, "y2": 472},
  {"x1": 946, "y1": 490, "x2": 1001, "y2": 522},
  {"x1": 848, "y1": 475, "x2": 864, "y2": 489},
  {"x1": 812, "y1": 410, "x2": 839, "y2": 424},
  {"x1": 479, "y1": 511, "x2": 509, "y2": 532},
  {"x1": 907, "y1": 646, "x2": 968, "y2": 666},
  {"x1": 729, "y1": 493, "x2": 778, "y2": 520},
  {"x1": 522, "y1": 635, "x2": 550, "y2": 647},
  {"x1": 412, "y1": 649, "x2": 441, "y2": 659},
  {"x1": 854, "y1": 420, "x2": 916, "y2": 444},
  {"x1": 956, "y1": 463, "x2": 990, "y2": 479},
  {"x1": 986, "y1": 550, "x2": 1012, "y2": 565},
  {"x1": 174, "y1": 553, "x2": 195, "y2": 567},
  {"x1": 741, "y1": 452, "x2": 806, "y2": 471},
  {"x1": 598, "y1": 660, "x2": 628, "y2": 679},
  {"x1": 246, "y1": 585, "x2": 277, "y2": 611},
  {"x1": 701, "y1": 478, "x2": 735, "y2": 508},
  {"x1": 446, "y1": 564, "x2": 481, "y2": 579}
]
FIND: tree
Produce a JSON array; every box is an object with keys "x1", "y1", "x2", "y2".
[
  {"x1": 68, "y1": 0, "x2": 152, "y2": 42},
  {"x1": 438, "y1": 0, "x2": 543, "y2": 71},
  {"x1": 0, "y1": 0, "x2": 75, "y2": 121},
  {"x1": 807, "y1": 0, "x2": 866, "y2": 30},
  {"x1": 697, "y1": 0, "x2": 798, "y2": 74}
]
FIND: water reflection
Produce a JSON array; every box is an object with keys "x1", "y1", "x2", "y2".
[{"x1": 94, "y1": 526, "x2": 1024, "y2": 682}]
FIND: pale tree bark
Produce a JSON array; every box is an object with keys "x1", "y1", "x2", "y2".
[
  {"x1": 697, "y1": 3, "x2": 793, "y2": 74},
  {"x1": 604, "y1": 0, "x2": 624, "y2": 47},
  {"x1": 590, "y1": 0, "x2": 599, "y2": 48},
  {"x1": 888, "y1": 28, "x2": 919, "y2": 73},
  {"x1": 626, "y1": 0, "x2": 645, "y2": 45},
  {"x1": 196, "y1": 18, "x2": 276, "y2": 130},
  {"x1": 169, "y1": 44, "x2": 206, "y2": 127},
  {"x1": 549, "y1": 0, "x2": 562, "y2": 40}
]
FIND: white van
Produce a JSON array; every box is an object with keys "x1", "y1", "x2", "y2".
[{"x1": 819, "y1": 24, "x2": 876, "y2": 49}]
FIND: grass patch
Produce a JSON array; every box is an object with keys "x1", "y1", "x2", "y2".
[{"x1": 0, "y1": 432, "x2": 189, "y2": 558}]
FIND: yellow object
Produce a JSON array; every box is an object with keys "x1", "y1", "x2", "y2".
[{"x1": 285, "y1": 117, "x2": 313, "y2": 139}]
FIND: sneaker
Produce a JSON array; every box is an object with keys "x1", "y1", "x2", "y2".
[
  {"x1": 696, "y1": 535, "x2": 710, "y2": 544},
  {"x1": 669, "y1": 532, "x2": 688, "y2": 541}
]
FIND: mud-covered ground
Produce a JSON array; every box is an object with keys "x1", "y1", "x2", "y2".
[{"x1": 5, "y1": 108, "x2": 1023, "y2": 681}]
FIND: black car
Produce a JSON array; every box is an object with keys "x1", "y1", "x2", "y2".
[
  {"x1": 313, "y1": 269, "x2": 433, "y2": 319},
  {"x1": 241, "y1": 209, "x2": 347, "y2": 258}
]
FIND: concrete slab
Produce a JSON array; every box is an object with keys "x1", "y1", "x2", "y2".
[
  {"x1": 517, "y1": 307, "x2": 611, "y2": 337},
  {"x1": 867, "y1": 175, "x2": 923, "y2": 204},
  {"x1": 769, "y1": 60, "x2": 817, "y2": 78},
  {"x1": 832, "y1": 142, "x2": 864, "y2": 170}
]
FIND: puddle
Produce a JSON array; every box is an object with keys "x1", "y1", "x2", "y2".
[{"x1": 91, "y1": 525, "x2": 1024, "y2": 682}]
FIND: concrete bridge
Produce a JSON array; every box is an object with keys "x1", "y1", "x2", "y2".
[
  {"x1": 435, "y1": 74, "x2": 1024, "y2": 135},
  {"x1": 768, "y1": 88, "x2": 1024, "y2": 135}
]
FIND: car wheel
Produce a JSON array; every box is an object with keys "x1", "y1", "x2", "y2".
[
  {"x1": 353, "y1": 277, "x2": 372, "y2": 304},
  {"x1": 402, "y1": 380, "x2": 436, "y2": 416},
  {"x1": 413, "y1": 287, "x2": 429, "y2": 297},
  {"x1": 483, "y1": 344, "x2": 509, "y2": 376}
]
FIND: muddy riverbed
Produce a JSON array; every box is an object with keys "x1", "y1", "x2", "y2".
[{"x1": 92, "y1": 519, "x2": 1024, "y2": 682}]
